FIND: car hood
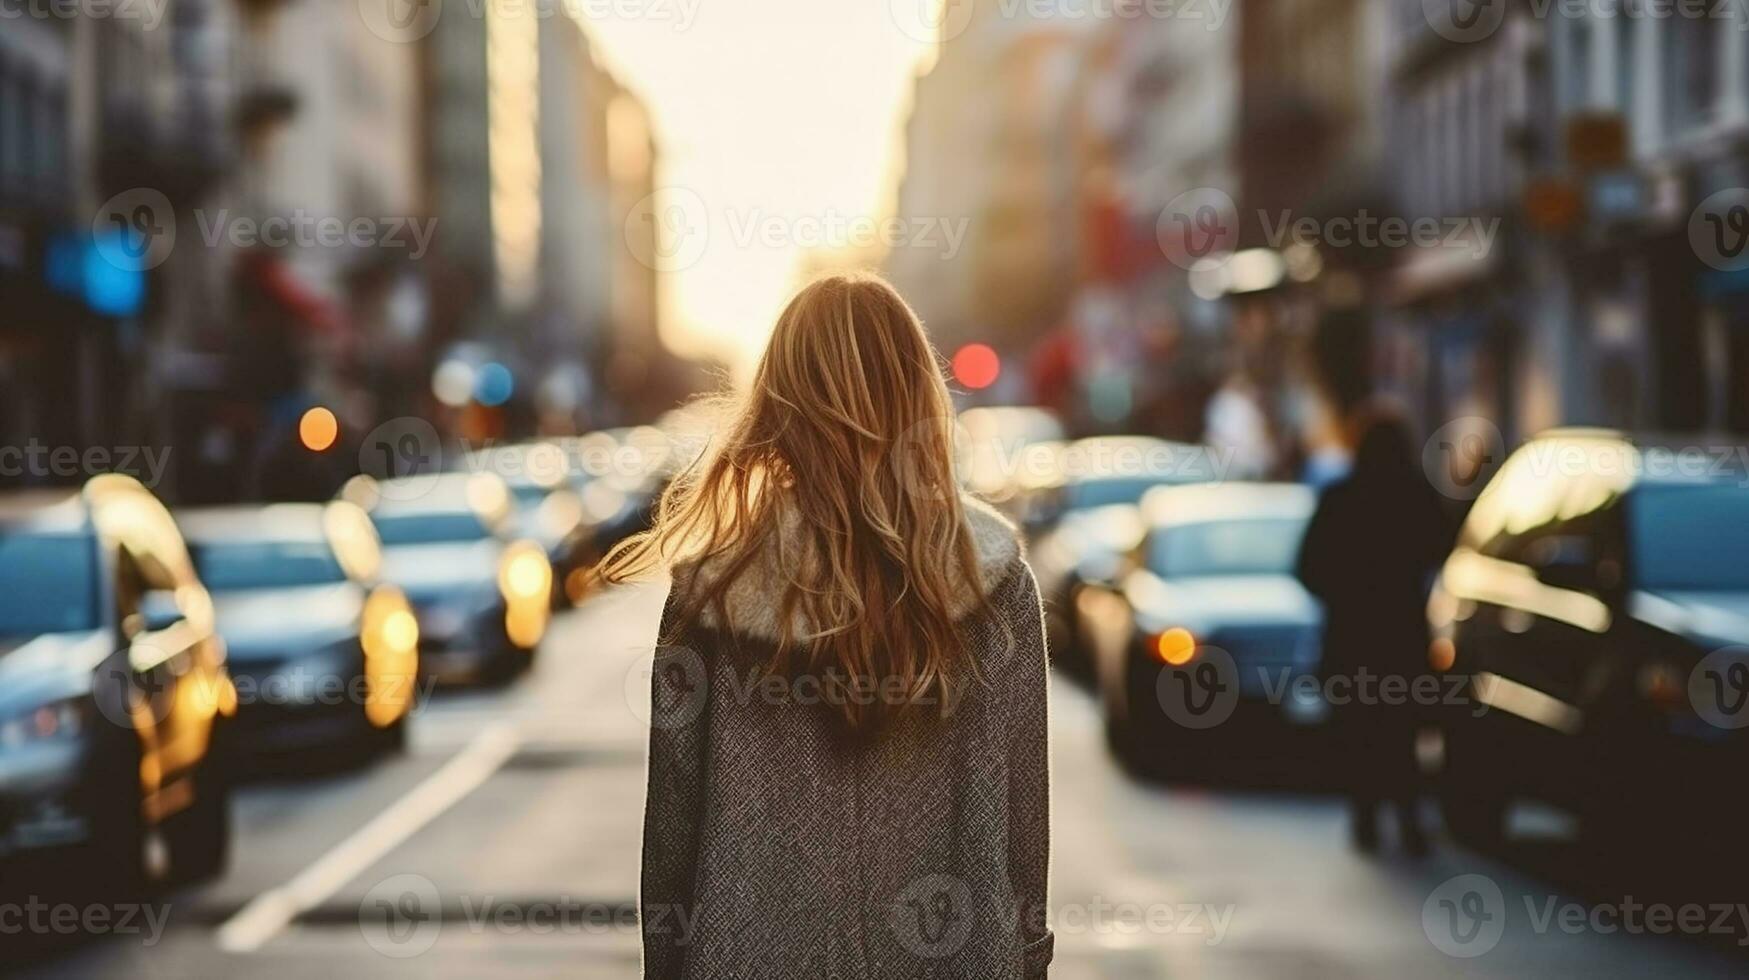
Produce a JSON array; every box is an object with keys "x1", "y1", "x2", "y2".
[
  {"x1": 0, "y1": 630, "x2": 111, "y2": 714},
  {"x1": 212, "y1": 583, "x2": 365, "y2": 661},
  {"x1": 1630, "y1": 589, "x2": 1749, "y2": 648},
  {"x1": 1126, "y1": 573, "x2": 1320, "y2": 634},
  {"x1": 379, "y1": 541, "x2": 503, "y2": 604}
]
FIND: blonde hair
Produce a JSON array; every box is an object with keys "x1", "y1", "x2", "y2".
[{"x1": 601, "y1": 273, "x2": 989, "y2": 732}]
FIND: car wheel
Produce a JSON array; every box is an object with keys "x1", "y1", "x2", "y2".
[
  {"x1": 167, "y1": 757, "x2": 231, "y2": 885},
  {"x1": 82, "y1": 746, "x2": 152, "y2": 897},
  {"x1": 373, "y1": 713, "x2": 411, "y2": 755},
  {"x1": 1441, "y1": 726, "x2": 1508, "y2": 848}
]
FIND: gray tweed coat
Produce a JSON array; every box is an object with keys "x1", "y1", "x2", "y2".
[{"x1": 640, "y1": 496, "x2": 1054, "y2": 979}]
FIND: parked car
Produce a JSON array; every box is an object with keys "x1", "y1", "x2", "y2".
[
  {"x1": 342, "y1": 473, "x2": 550, "y2": 685},
  {"x1": 1430, "y1": 430, "x2": 1749, "y2": 846},
  {"x1": 0, "y1": 476, "x2": 234, "y2": 891},
  {"x1": 180, "y1": 501, "x2": 419, "y2": 757},
  {"x1": 1080, "y1": 483, "x2": 1320, "y2": 770},
  {"x1": 1027, "y1": 436, "x2": 1224, "y2": 674}
]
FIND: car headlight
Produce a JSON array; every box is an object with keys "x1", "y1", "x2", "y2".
[
  {"x1": 0, "y1": 698, "x2": 89, "y2": 750},
  {"x1": 499, "y1": 543, "x2": 552, "y2": 602}
]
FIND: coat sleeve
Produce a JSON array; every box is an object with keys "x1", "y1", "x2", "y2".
[
  {"x1": 640, "y1": 620, "x2": 710, "y2": 980},
  {"x1": 1295, "y1": 488, "x2": 1339, "y2": 601},
  {"x1": 1002, "y1": 564, "x2": 1054, "y2": 978}
]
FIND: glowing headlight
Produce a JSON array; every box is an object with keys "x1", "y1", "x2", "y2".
[
  {"x1": 0, "y1": 699, "x2": 88, "y2": 749},
  {"x1": 499, "y1": 544, "x2": 552, "y2": 601}
]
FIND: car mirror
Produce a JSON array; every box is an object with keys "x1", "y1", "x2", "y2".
[{"x1": 136, "y1": 589, "x2": 185, "y2": 633}]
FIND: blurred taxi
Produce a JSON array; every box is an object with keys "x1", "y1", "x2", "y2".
[
  {"x1": 0, "y1": 476, "x2": 234, "y2": 890},
  {"x1": 1080, "y1": 483, "x2": 1320, "y2": 770},
  {"x1": 1430, "y1": 430, "x2": 1749, "y2": 846},
  {"x1": 342, "y1": 472, "x2": 550, "y2": 684},
  {"x1": 180, "y1": 501, "x2": 419, "y2": 756}
]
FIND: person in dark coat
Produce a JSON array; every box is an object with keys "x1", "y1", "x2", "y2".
[{"x1": 1296, "y1": 410, "x2": 1452, "y2": 854}]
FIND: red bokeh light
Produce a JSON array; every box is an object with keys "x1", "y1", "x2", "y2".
[{"x1": 952, "y1": 343, "x2": 1001, "y2": 390}]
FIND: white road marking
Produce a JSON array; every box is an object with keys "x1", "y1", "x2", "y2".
[{"x1": 214, "y1": 723, "x2": 522, "y2": 954}]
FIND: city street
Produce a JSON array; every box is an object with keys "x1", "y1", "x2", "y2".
[{"x1": 12, "y1": 582, "x2": 1747, "y2": 979}]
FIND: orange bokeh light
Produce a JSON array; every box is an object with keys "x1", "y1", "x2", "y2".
[
  {"x1": 299, "y1": 407, "x2": 339, "y2": 452},
  {"x1": 1154, "y1": 627, "x2": 1198, "y2": 666}
]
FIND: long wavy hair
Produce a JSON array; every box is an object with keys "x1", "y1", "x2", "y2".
[{"x1": 600, "y1": 273, "x2": 990, "y2": 732}]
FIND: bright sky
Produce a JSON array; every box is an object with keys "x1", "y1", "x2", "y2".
[{"x1": 586, "y1": 0, "x2": 940, "y2": 375}]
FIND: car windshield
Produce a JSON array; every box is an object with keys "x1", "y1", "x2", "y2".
[
  {"x1": 0, "y1": 530, "x2": 101, "y2": 635},
  {"x1": 1063, "y1": 477, "x2": 1160, "y2": 511},
  {"x1": 372, "y1": 511, "x2": 491, "y2": 546},
  {"x1": 191, "y1": 540, "x2": 346, "y2": 591},
  {"x1": 1149, "y1": 518, "x2": 1307, "y2": 578},
  {"x1": 1631, "y1": 484, "x2": 1749, "y2": 591}
]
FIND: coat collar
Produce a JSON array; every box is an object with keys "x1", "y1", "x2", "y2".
[{"x1": 675, "y1": 494, "x2": 1022, "y2": 643}]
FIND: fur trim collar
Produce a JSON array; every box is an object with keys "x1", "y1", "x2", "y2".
[{"x1": 674, "y1": 495, "x2": 1022, "y2": 642}]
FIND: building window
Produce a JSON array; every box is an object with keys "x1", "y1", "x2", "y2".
[{"x1": 1667, "y1": 15, "x2": 1721, "y2": 131}]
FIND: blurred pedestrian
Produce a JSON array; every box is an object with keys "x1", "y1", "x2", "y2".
[
  {"x1": 602, "y1": 274, "x2": 1053, "y2": 979},
  {"x1": 1296, "y1": 408, "x2": 1451, "y2": 856}
]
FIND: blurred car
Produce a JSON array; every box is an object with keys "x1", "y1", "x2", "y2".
[
  {"x1": 0, "y1": 476, "x2": 235, "y2": 890},
  {"x1": 549, "y1": 425, "x2": 688, "y2": 603},
  {"x1": 465, "y1": 441, "x2": 591, "y2": 609},
  {"x1": 180, "y1": 502, "x2": 419, "y2": 756},
  {"x1": 1026, "y1": 436, "x2": 1225, "y2": 674},
  {"x1": 1080, "y1": 483, "x2": 1320, "y2": 769},
  {"x1": 1430, "y1": 430, "x2": 1749, "y2": 846},
  {"x1": 958, "y1": 405, "x2": 1065, "y2": 511},
  {"x1": 342, "y1": 472, "x2": 551, "y2": 685}
]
